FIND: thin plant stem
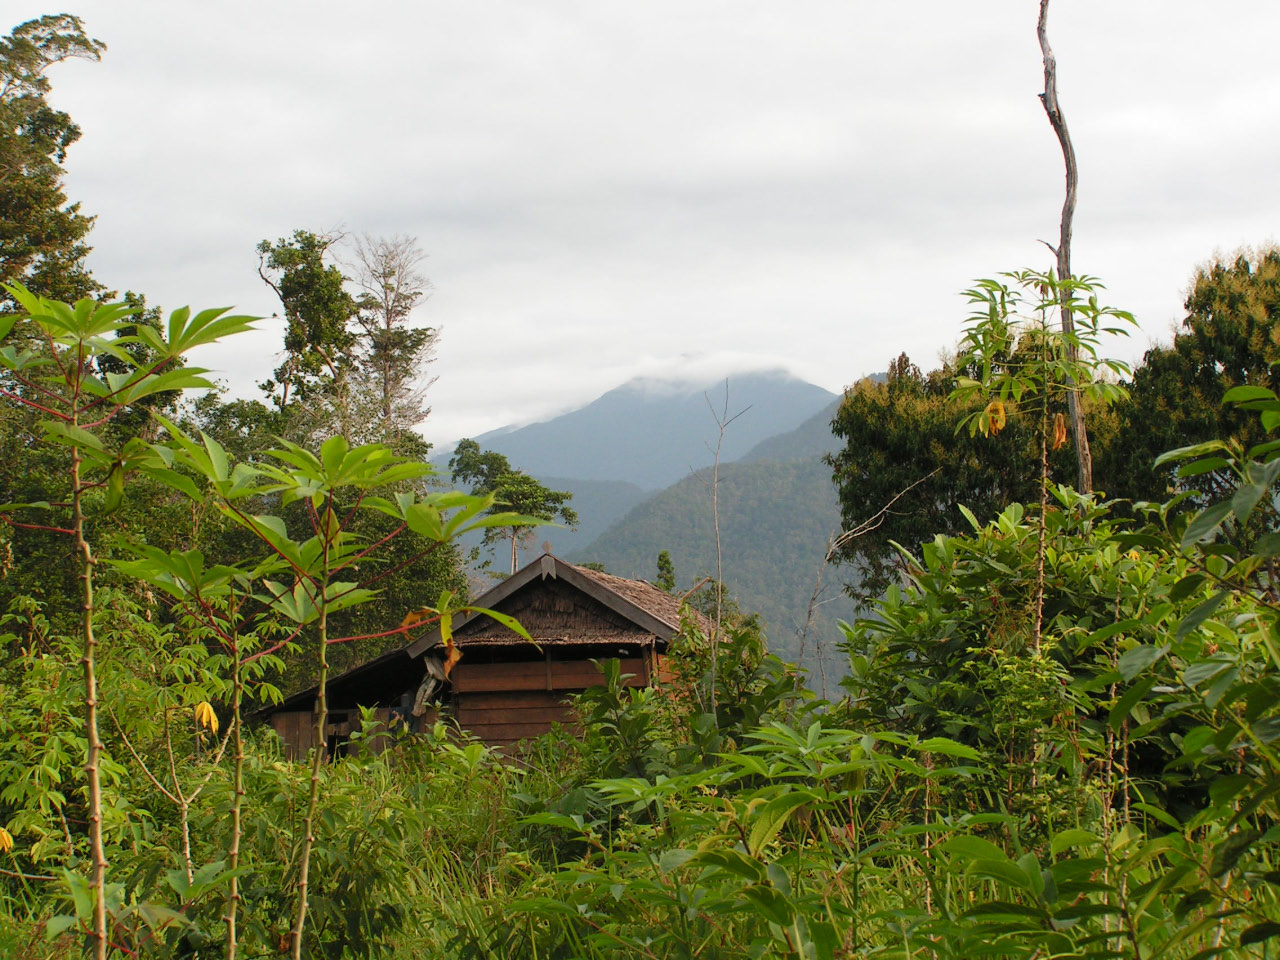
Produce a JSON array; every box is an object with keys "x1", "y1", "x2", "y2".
[
  {"x1": 71, "y1": 413, "x2": 108, "y2": 960},
  {"x1": 291, "y1": 495, "x2": 334, "y2": 960},
  {"x1": 227, "y1": 594, "x2": 244, "y2": 960}
]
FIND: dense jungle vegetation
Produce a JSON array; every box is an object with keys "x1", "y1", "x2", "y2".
[{"x1": 4, "y1": 10, "x2": 1280, "y2": 960}]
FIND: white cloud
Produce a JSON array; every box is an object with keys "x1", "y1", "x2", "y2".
[{"x1": 23, "y1": 0, "x2": 1280, "y2": 446}]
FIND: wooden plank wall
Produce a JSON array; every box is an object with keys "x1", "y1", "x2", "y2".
[
  {"x1": 268, "y1": 652, "x2": 665, "y2": 755},
  {"x1": 269, "y1": 707, "x2": 409, "y2": 759},
  {"x1": 451, "y1": 657, "x2": 649, "y2": 694},
  {"x1": 270, "y1": 711, "x2": 316, "y2": 761},
  {"x1": 452, "y1": 654, "x2": 651, "y2": 748}
]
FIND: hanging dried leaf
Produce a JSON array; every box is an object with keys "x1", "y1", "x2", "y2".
[
  {"x1": 400, "y1": 607, "x2": 440, "y2": 634},
  {"x1": 442, "y1": 638, "x2": 463, "y2": 678},
  {"x1": 985, "y1": 399, "x2": 1007, "y2": 435},
  {"x1": 1052, "y1": 412, "x2": 1068, "y2": 450}
]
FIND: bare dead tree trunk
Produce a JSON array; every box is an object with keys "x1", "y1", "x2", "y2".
[{"x1": 1038, "y1": 0, "x2": 1092, "y2": 494}]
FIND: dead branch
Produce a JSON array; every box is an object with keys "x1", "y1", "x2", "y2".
[{"x1": 1038, "y1": 0, "x2": 1092, "y2": 493}]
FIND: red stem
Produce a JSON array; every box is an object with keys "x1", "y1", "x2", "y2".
[
  {"x1": 0, "y1": 386, "x2": 71, "y2": 420},
  {"x1": 326, "y1": 617, "x2": 440, "y2": 647},
  {"x1": 2, "y1": 517, "x2": 75, "y2": 536}
]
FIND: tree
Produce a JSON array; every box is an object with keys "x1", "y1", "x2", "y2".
[
  {"x1": 347, "y1": 234, "x2": 436, "y2": 439},
  {"x1": 828, "y1": 354, "x2": 1053, "y2": 599},
  {"x1": 256, "y1": 229, "x2": 357, "y2": 414},
  {"x1": 949, "y1": 271, "x2": 1134, "y2": 649},
  {"x1": 655, "y1": 550, "x2": 676, "y2": 593},
  {"x1": 449, "y1": 439, "x2": 576, "y2": 574},
  {"x1": 0, "y1": 15, "x2": 104, "y2": 306},
  {"x1": 1099, "y1": 248, "x2": 1280, "y2": 502}
]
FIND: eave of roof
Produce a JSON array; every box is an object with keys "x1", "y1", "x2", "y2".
[{"x1": 406, "y1": 554, "x2": 680, "y2": 657}]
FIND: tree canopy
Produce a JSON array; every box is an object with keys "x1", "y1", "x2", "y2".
[
  {"x1": 450, "y1": 438, "x2": 577, "y2": 573},
  {"x1": 0, "y1": 14, "x2": 104, "y2": 305}
]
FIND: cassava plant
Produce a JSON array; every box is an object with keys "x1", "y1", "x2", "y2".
[
  {"x1": 138, "y1": 425, "x2": 536, "y2": 959},
  {"x1": 0, "y1": 282, "x2": 255, "y2": 958}
]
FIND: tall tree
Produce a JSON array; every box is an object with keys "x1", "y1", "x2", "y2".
[
  {"x1": 0, "y1": 14, "x2": 105, "y2": 306},
  {"x1": 450, "y1": 439, "x2": 576, "y2": 574},
  {"x1": 256, "y1": 229, "x2": 357, "y2": 414},
  {"x1": 347, "y1": 234, "x2": 437, "y2": 439},
  {"x1": 827, "y1": 353, "x2": 1068, "y2": 599},
  {"x1": 1099, "y1": 248, "x2": 1280, "y2": 502},
  {"x1": 1037, "y1": 0, "x2": 1091, "y2": 491}
]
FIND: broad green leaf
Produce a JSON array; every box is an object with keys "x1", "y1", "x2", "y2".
[
  {"x1": 40, "y1": 420, "x2": 103, "y2": 451},
  {"x1": 404, "y1": 503, "x2": 444, "y2": 540},
  {"x1": 103, "y1": 465, "x2": 123, "y2": 513},
  {"x1": 917, "y1": 737, "x2": 981, "y2": 760},
  {"x1": 1109, "y1": 677, "x2": 1158, "y2": 732},
  {"x1": 657, "y1": 848, "x2": 695, "y2": 874},
  {"x1": 1181, "y1": 501, "x2": 1233, "y2": 549},
  {"x1": 1231, "y1": 482, "x2": 1267, "y2": 525},
  {"x1": 748, "y1": 790, "x2": 815, "y2": 856},
  {"x1": 1049, "y1": 829, "x2": 1098, "y2": 855},
  {"x1": 1155, "y1": 440, "x2": 1230, "y2": 467},
  {"x1": 1223, "y1": 385, "x2": 1277, "y2": 404},
  {"x1": 465, "y1": 606, "x2": 532, "y2": 641},
  {"x1": 942, "y1": 834, "x2": 1010, "y2": 863},
  {"x1": 1169, "y1": 573, "x2": 1207, "y2": 602},
  {"x1": 1241, "y1": 921, "x2": 1280, "y2": 947},
  {"x1": 1177, "y1": 590, "x2": 1229, "y2": 641},
  {"x1": 1118, "y1": 644, "x2": 1168, "y2": 682},
  {"x1": 740, "y1": 884, "x2": 795, "y2": 926}
]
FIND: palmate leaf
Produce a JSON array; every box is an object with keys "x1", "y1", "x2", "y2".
[
  {"x1": 162, "y1": 305, "x2": 258, "y2": 357},
  {"x1": 261, "y1": 580, "x2": 317, "y2": 624},
  {"x1": 39, "y1": 420, "x2": 103, "y2": 451}
]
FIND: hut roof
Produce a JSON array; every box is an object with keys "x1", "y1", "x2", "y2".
[
  {"x1": 405, "y1": 553, "x2": 697, "y2": 656},
  {"x1": 264, "y1": 554, "x2": 699, "y2": 713}
]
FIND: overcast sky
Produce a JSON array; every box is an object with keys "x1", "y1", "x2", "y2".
[{"x1": 28, "y1": 1, "x2": 1280, "y2": 447}]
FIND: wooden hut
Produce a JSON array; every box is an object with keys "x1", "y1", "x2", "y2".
[{"x1": 264, "y1": 553, "x2": 688, "y2": 756}]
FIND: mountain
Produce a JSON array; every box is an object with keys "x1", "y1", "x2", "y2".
[
  {"x1": 572, "y1": 392, "x2": 861, "y2": 691},
  {"x1": 737, "y1": 397, "x2": 843, "y2": 463},
  {"x1": 465, "y1": 370, "x2": 836, "y2": 491},
  {"x1": 525, "y1": 476, "x2": 649, "y2": 556}
]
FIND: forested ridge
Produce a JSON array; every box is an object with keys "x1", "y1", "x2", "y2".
[{"x1": 3, "y1": 10, "x2": 1280, "y2": 960}]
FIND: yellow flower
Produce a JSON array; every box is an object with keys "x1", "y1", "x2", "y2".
[
  {"x1": 1127, "y1": 550, "x2": 1141, "y2": 561},
  {"x1": 0, "y1": 827, "x2": 13, "y2": 854},
  {"x1": 194, "y1": 701, "x2": 219, "y2": 735}
]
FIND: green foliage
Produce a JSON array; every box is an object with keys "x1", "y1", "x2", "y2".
[
  {"x1": 828, "y1": 355, "x2": 1050, "y2": 598},
  {"x1": 257, "y1": 229, "x2": 359, "y2": 410},
  {"x1": 0, "y1": 15, "x2": 105, "y2": 305},
  {"x1": 950, "y1": 270, "x2": 1134, "y2": 439},
  {"x1": 450, "y1": 438, "x2": 577, "y2": 572},
  {"x1": 1101, "y1": 247, "x2": 1280, "y2": 502},
  {"x1": 655, "y1": 549, "x2": 675, "y2": 592},
  {"x1": 348, "y1": 233, "x2": 437, "y2": 439}
]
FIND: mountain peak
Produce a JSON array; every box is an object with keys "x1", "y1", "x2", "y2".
[{"x1": 468, "y1": 368, "x2": 835, "y2": 490}]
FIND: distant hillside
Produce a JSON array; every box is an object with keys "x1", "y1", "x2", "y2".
[
  {"x1": 738, "y1": 397, "x2": 843, "y2": 464},
  {"x1": 465, "y1": 370, "x2": 836, "y2": 490},
  {"x1": 572, "y1": 456, "x2": 856, "y2": 692},
  {"x1": 527, "y1": 476, "x2": 649, "y2": 557}
]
